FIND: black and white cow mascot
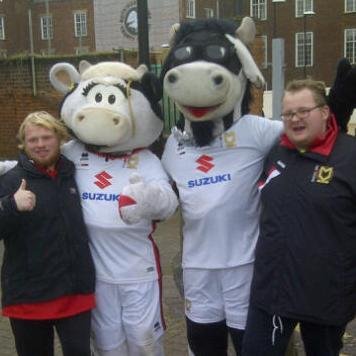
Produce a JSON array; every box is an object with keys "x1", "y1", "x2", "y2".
[
  {"x1": 49, "y1": 61, "x2": 178, "y2": 356},
  {"x1": 160, "y1": 17, "x2": 356, "y2": 356},
  {"x1": 160, "y1": 17, "x2": 283, "y2": 355}
]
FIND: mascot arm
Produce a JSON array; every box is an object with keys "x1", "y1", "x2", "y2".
[
  {"x1": 328, "y1": 58, "x2": 356, "y2": 132},
  {"x1": 0, "y1": 160, "x2": 18, "y2": 175},
  {"x1": 119, "y1": 173, "x2": 178, "y2": 225}
]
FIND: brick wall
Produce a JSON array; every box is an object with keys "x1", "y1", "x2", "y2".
[{"x1": 0, "y1": 52, "x2": 139, "y2": 158}]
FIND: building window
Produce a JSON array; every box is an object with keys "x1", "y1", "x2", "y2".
[
  {"x1": 296, "y1": 31, "x2": 313, "y2": 67},
  {"x1": 0, "y1": 16, "x2": 5, "y2": 40},
  {"x1": 345, "y1": 0, "x2": 356, "y2": 12},
  {"x1": 204, "y1": 8, "x2": 214, "y2": 18},
  {"x1": 74, "y1": 11, "x2": 87, "y2": 37},
  {"x1": 40, "y1": 15, "x2": 53, "y2": 40},
  {"x1": 251, "y1": 0, "x2": 267, "y2": 20},
  {"x1": 345, "y1": 29, "x2": 356, "y2": 64},
  {"x1": 296, "y1": 0, "x2": 313, "y2": 17},
  {"x1": 186, "y1": 0, "x2": 195, "y2": 18}
]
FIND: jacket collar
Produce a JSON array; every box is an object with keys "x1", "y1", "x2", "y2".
[{"x1": 280, "y1": 114, "x2": 339, "y2": 157}]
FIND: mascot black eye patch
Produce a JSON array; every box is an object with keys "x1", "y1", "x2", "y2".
[{"x1": 173, "y1": 44, "x2": 234, "y2": 64}]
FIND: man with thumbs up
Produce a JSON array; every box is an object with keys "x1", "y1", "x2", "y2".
[{"x1": 0, "y1": 111, "x2": 95, "y2": 356}]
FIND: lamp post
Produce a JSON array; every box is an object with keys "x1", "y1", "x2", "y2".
[
  {"x1": 303, "y1": 10, "x2": 315, "y2": 78},
  {"x1": 271, "y1": 0, "x2": 285, "y2": 119}
]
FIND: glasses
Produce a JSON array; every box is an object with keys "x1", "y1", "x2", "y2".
[{"x1": 281, "y1": 105, "x2": 322, "y2": 121}]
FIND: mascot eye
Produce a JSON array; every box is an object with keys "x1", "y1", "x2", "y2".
[
  {"x1": 95, "y1": 93, "x2": 103, "y2": 103},
  {"x1": 108, "y1": 94, "x2": 116, "y2": 105},
  {"x1": 174, "y1": 46, "x2": 193, "y2": 61},
  {"x1": 206, "y1": 45, "x2": 227, "y2": 61}
]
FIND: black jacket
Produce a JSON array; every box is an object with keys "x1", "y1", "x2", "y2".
[
  {"x1": 251, "y1": 133, "x2": 356, "y2": 326},
  {"x1": 0, "y1": 153, "x2": 95, "y2": 308}
]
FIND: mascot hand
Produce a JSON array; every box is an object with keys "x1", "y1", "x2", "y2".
[
  {"x1": 328, "y1": 58, "x2": 356, "y2": 132},
  {"x1": 119, "y1": 173, "x2": 178, "y2": 225}
]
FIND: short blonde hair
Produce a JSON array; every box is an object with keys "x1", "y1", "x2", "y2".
[
  {"x1": 18, "y1": 111, "x2": 69, "y2": 150},
  {"x1": 284, "y1": 79, "x2": 328, "y2": 107}
]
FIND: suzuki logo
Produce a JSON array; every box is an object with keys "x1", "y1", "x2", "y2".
[
  {"x1": 196, "y1": 155, "x2": 214, "y2": 173},
  {"x1": 94, "y1": 171, "x2": 113, "y2": 189}
]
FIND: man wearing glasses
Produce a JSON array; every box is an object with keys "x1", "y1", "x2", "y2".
[{"x1": 242, "y1": 79, "x2": 356, "y2": 356}]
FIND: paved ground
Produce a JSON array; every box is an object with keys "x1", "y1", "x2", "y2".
[{"x1": 0, "y1": 211, "x2": 356, "y2": 355}]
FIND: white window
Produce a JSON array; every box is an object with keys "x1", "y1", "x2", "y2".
[
  {"x1": 345, "y1": 0, "x2": 356, "y2": 12},
  {"x1": 295, "y1": 0, "x2": 313, "y2": 17},
  {"x1": 251, "y1": 0, "x2": 267, "y2": 20},
  {"x1": 40, "y1": 15, "x2": 53, "y2": 40},
  {"x1": 0, "y1": 16, "x2": 5, "y2": 40},
  {"x1": 345, "y1": 29, "x2": 356, "y2": 64},
  {"x1": 186, "y1": 0, "x2": 195, "y2": 18},
  {"x1": 204, "y1": 8, "x2": 214, "y2": 18},
  {"x1": 74, "y1": 11, "x2": 87, "y2": 37},
  {"x1": 295, "y1": 31, "x2": 313, "y2": 67}
]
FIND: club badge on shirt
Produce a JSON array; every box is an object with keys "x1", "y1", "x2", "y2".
[{"x1": 311, "y1": 165, "x2": 334, "y2": 184}]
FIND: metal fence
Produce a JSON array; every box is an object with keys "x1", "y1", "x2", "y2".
[{"x1": 150, "y1": 63, "x2": 180, "y2": 135}]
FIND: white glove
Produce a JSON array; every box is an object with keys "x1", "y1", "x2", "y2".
[{"x1": 119, "y1": 173, "x2": 178, "y2": 225}]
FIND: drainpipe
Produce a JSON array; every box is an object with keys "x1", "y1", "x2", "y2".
[{"x1": 28, "y1": 8, "x2": 37, "y2": 96}]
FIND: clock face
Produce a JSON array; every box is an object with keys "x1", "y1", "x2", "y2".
[{"x1": 124, "y1": 7, "x2": 138, "y2": 36}]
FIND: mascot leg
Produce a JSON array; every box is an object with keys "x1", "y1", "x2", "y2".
[
  {"x1": 228, "y1": 327, "x2": 244, "y2": 355},
  {"x1": 95, "y1": 342, "x2": 129, "y2": 356},
  {"x1": 127, "y1": 336, "x2": 164, "y2": 356},
  {"x1": 186, "y1": 317, "x2": 228, "y2": 356}
]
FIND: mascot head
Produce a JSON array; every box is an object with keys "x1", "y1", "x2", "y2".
[
  {"x1": 161, "y1": 17, "x2": 264, "y2": 146},
  {"x1": 49, "y1": 60, "x2": 163, "y2": 153}
]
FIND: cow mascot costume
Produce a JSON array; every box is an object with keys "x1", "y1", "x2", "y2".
[
  {"x1": 160, "y1": 17, "x2": 282, "y2": 355},
  {"x1": 160, "y1": 16, "x2": 356, "y2": 356},
  {"x1": 49, "y1": 61, "x2": 178, "y2": 356}
]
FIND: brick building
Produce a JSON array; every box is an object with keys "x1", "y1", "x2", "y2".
[
  {"x1": 94, "y1": 0, "x2": 238, "y2": 52},
  {"x1": 242, "y1": 0, "x2": 356, "y2": 89},
  {"x1": 0, "y1": 0, "x2": 95, "y2": 56}
]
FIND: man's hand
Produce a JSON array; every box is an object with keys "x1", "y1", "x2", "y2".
[{"x1": 13, "y1": 179, "x2": 36, "y2": 212}]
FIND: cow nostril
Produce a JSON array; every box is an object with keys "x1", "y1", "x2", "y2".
[
  {"x1": 213, "y1": 75, "x2": 224, "y2": 86},
  {"x1": 78, "y1": 115, "x2": 85, "y2": 122},
  {"x1": 167, "y1": 73, "x2": 177, "y2": 84},
  {"x1": 113, "y1": 118, "x2": 120, "y2": 125}
]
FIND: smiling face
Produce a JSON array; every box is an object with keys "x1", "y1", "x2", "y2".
[
  {"x1": 282, "y1": 88, "x2": 330, "y2": 150},
  {"x1": 24, "y1": 124, "x2": 61, "y2": 169}
]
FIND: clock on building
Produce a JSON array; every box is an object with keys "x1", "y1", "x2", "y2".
[{"x1": 120, "y1": 1, "x2": 138, "y2": 39}]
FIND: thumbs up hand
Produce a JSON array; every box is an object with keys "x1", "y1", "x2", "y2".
[{"x1": 13, "y1": 179, "x2": 36, "y2": 212}]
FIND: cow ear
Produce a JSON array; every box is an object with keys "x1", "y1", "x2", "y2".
[
  {"x1": 140, "y1": 72, "x2": 163, "y2": 103},
  {"x1": 49, "y1": 63, "x2": 80, "y2": 94},
  {"x1": 235, "y1": 17, "x2": 256, "y2": 46},
  {"x1": 79, "y1": 60, "x2": 92, "y2": 74},
  {"x1": 169, "y1": 23, "x2": 180, "y2": 47}
]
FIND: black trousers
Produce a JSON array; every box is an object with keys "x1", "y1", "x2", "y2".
[
  {"x1": 10, "y1": 310, "x2": 92, "y2": 356},
  {"x1": 242, "y1": 306, "x2": 346, "y2": 356}
]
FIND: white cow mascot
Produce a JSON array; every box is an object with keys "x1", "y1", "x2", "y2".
[{"x1": 49, "y1": 60, "x2": 178, "y2": 356}]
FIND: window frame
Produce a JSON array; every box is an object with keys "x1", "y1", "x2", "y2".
[
  {"x1": 250, "y1": 0, "x2": 267, "y2": 20},
  {"x1": 295, "y1": 31, "x2": 313, "y2": 67},
  {"x1": 344, "y1": 28, "x2": 356, "y2": 64},
  {"x1": 0, "y1": 15, "x2": 5, "y2": 40},
  {"x1": 186, "y1": 0, "x2": 196, "y2": 19},
  {"x1": 345, "y1": 0, "x2": 356, "y2": 12},
  {"x1": 295, "y1": 0, "x2": 314, "y2": 17},
  {"x1": 204, "y1": 7, "x2": 214, "y2": 18},
  {"x1": 74, "y1": 10, "x2": 87, "y2": 38},
  {"x1": 40, "y1": 15, "x2": 53, "y2": 40}
]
